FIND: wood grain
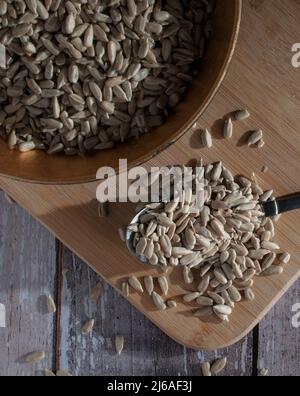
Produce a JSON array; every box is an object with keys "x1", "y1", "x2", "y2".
[
  {"x1": 0, "y1": 191, "x2": 56, "y2": 376},
  {"x1": 59, "y1": 247, "x2": 253, "y2": 376},
  {"x1": 1, "y1": 0, "x2": 300, "y2": 350}
]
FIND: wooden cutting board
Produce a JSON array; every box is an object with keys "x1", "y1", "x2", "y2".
[{"x1": 1, "y1": 0, "x2": 300, "y2": 350}]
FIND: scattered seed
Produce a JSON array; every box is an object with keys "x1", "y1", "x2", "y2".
[
  {"x1": 115, "y1": 335, "x2": 124, "y2": 355},
  {"x1": 260, "y1": 368, "x2": 269, "y2": 376},
  {"x1": 44, "y1": 369, "x2": 56, "y2": 377},
  {"x1": 90, "y1": 283, "x2": 102, "y2": 301},
  {"x1": 233, "y1": 109, "x2": 250, "y2": 121},
  {"x1": 152, "y1": 291, "x2": 167, "y2": 311},
  {"x1": 81, "y1": 319, "x2": 95, "y2": 335},
  {"x1": 278, "y1": 252, "x2": 291, "y2": 264},
  {"x1": 248, "y1": 129, "x2": 263, "y2": 146},
  {"x1": 201, "y1": 128, "x2": 213, "y2": 148},
  {"x1": 25, "y1": 351, "x2": 45, "y2": 364},
  {"x1": 223, "y1": 118, "x2": 233, "y2": 139},
  {"x1": 56, "y1": 370, "x2": 73, "y2": 377},
  {"x1": 210, "y1": 357, "x2": 227, "y2": 375},
  {"x1": 121, "y1": 281, "x2": 130, "y2": 297},
  {"x1": 47, "y1": 294, "x2": 56, "y2": 314},
  {"x1": 158, "y1": 276, "x2": 169, "y2": 296},
  {"x1": 201, "y1": 362, "x2": 212, "y2": 377},
  {"x1": 167, "y1": 300, "x2": 177, "y2": 309}
]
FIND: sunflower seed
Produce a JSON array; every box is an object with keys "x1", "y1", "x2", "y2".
[
  {"x1": 248, "y1": 129, "x2": 263, "y2": 146},
  {"x1": 183, "y1": 292, "x2": 201, "y2": 303},
  {"x1": 165, "y1": 300, "x2": 176, "y2": 309},
  {"x1": 263, "y1": 265, "x2": 283, "y2": 276},
  {"x1": 260, "y1": 368, "x2": 269, "y2": 376},
  {"x1": 25, "y1": 350, "x2": 45, "y2": 364},
  {"x1": 121, "y1": 282, "x2": 130, "y2": 297},
  {"x1": 210, "y1": 357, "x2": 227, "y2": 375},
  {"x1": 115, "y1": 335, "x2": 124, "y2": 355},
  {"x1": 201, "y1": 128, "x2": 213, "y2": 148},
  {"x1": 56, "y1": 370, "x2": 73, "y2": 377},
  {"x1": 144, "y1": 276, "x2": 154, "y2": 295},
  {"x1": 152, "y1": 291, "x2": 166, "y2": 311},
  {"x1": 213, "y1": 305, "x2": 232, "y2": 316},
  {"x1": 128, "y1": 276, "x2": 144, "y2": 293},
  {"x1": 234, "y1": 109, "x2": 250, "y2": 121},
  {"x1": 90, "y1": 283, "x2": 102, "y2": 301},
  {"x1": 194, "y1": 307, "x2": 213, "y2": 317},
  {"x1": 244, "y1": 288, "x2": 255, "y2": 301},
  {"x1": 158, "y1": 276, "x2": 169, "y2": 296},
  {"x1": 44, "y1": 369, "x2": 56, "y2": 377},
  {"x1": 223, "y1": 118, "x2": 233, "y2": 139},
  {"x1": 47, "y1": 294, "x2": 56, "y2": 313},
  {"x1": 278, "y1": 252, "x2": 291, "y2": 264},
  {"x1": 201, "y1": 362, "x2": 212, "y2": 377},
  {"x1": 81, "y1": 319, "x2": 95, "y2": 335}
]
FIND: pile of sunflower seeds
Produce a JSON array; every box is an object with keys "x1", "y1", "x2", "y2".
[
  {"x1": 0, "y1": 0, "x2": 213, "y2": 155},
  {"x1": 126, "y1": 162, "x2": 290, "y2": 321}
]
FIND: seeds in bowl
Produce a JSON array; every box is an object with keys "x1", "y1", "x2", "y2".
[
  {"x1": 0, "y1": 0, "x2": 214, "y2": 155},
  {"x1": 124, "y1": 161, "x2": 290, "y2": 321}
]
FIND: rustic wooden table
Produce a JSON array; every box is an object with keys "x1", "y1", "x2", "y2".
[
  {"x1": 1, "y1": 0, "x2": 300, "y2": 376},
  {"x1": 0, "y1": 189, "x2": 299, "y2": 376}
]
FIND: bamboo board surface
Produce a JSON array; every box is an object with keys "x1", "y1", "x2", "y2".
[{"x1": 1, "y1": 0, "x2": 300, "y2": 350}]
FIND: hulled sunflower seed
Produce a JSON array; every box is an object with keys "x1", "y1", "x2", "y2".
[
  {"x1": 223, "y1": 118, "x2": 233, "y2": 139},
  {"x1": 25, "y1": 350, "x2": 46, "y2": 364},
  {"x1": 248, "y1": 129, "x2": 263, "y2": 146},
  {"x1": 81, "y1": 319, "x2": 95, "y2": 335},
  {"x1": 201, "y1": 128, "x2": 213, "y2": 148},
  {"x1": 144, "y1": 276, "x2": 154, "y2": 295},
  {"x1": 234, "y1": 109, "x2": 250, "y2": 121},
  {"x1": 158, "y1": 276, "x2": 169, "y2": 296},
  {"x1": 152, "y1": 291, "x2": 166, "y2": 311},
  {"x1": 90, "y1": 283, "x2": 102, "y2": 301},
  {"x1": 115, "y1": 335, "x2": 124, "y2": 355},
  {"x1": 210, "y1": 357, "x2": 227, "y2": 375},
  {"x1": 56, "y1": 370, "x2": 73, "y2": 377},
  {"x1": 201, "y1": 362, "x2": 212, "y2": 377},
  {"x1": 47, "y1": 294, "x2": 56, "y2": 313},
  {"x1": 128, "y1": 276, "x2": 144, "y2": 293}
]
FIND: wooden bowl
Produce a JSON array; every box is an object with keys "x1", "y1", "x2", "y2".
[{"x1": 0, "y1": 0, "x2": 242, "y2": 185}]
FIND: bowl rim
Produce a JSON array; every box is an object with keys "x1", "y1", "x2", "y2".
[{"x1": 0, "y1": 0, "x2": 242, "y2": 185}]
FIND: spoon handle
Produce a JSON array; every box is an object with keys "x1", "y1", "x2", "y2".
[{"x1": 262, "y1": 193, "x2": 300, "y2": 217}]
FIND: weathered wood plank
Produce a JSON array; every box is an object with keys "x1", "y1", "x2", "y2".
[
  {"x1": 257, "y1": 278, "x2": 300, "y2": 376},
  {"x1": 0, "y1": 191, "x2": 56, "y2": 376},
  {"x1": 59, "y1": 247, "x2": 253, "y2": 376}
]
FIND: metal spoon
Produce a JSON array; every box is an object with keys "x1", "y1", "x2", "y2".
[{"x1": 126, "y1": 193, "x2": 300, "y2": 264}]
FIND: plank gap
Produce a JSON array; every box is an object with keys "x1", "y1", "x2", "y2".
[
  {"x1": 252, "y1": 325, "x2": 259, "y2": 377},
  {"x1": 53, "y1": 239, "x2": 63, "y2": 372}
]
